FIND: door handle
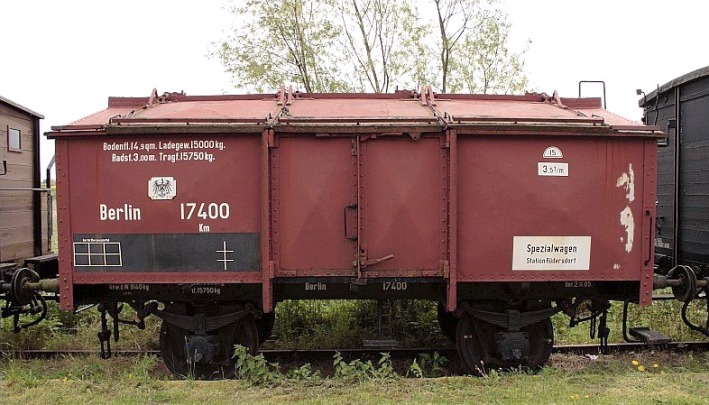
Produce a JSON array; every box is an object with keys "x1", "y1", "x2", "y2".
[
  {"x1": 364, "y1": 254, "x2": 394, "y2": 267},
  {"x1": 344, "y1": 204, "x2": 358, "y2": 241},
  {"x1": 645, "y1": 209, "x2": 653, "y2": 266}
]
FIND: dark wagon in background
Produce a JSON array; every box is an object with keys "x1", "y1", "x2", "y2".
[{"x1": 642, "y1": 67, "x2": 709, "y2": 275}]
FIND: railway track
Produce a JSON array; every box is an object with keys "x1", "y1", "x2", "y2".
[{"x1": 5, "y1": 341, "x2": 709, "y2": 361}]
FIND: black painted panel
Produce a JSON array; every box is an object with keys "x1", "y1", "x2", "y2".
[
  {"x1": 678, "y1": 84, "x2": 709, "y2": 265},
  {"x1": 72, "y1": 233, "x2": 259, "y2": 272},
  {"x1": 652, "y1": 91, "x2": 677, "y2": 257}
]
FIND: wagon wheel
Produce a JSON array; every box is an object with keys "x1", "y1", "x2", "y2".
[
  {"x1": 521, "y1": 317, "x2": 554, "y2": 371},
  {"x1": 160, "y1": 314, "x2": 258, "y2": 379},
  {"x1": 437, "y1": 302, "x2": 458, "y2": 343},
  {"x1": 456, "y1": 314, "x2": 553, "y2": 375},
  {"x1": 456, "y1": 313, "x2": 494, "y2": 375}
]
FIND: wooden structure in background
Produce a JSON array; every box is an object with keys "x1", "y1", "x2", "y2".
[{"x1": 0, "y1": 95, "x2": 47, "y2": 263}]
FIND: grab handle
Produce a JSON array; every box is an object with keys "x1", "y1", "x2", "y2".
[
  {"x1": 645, "y1": 209, "x2": 653, "y2": 266},
  {"x1": 344, "y1": 204, "x2": 358, "y2": 241}
]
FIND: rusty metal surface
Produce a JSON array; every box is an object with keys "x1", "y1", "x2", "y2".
[
  {"x1": 456, "y1": 136, "x2": 649, "y2": 283},
  {"x1": 359, "y1": 137, "x2": 444, "y2": 273},
  {"x1": 52, "y1": 107, "x2": 134, "y2": 131},
  {"x1": 47, "y1": 91, "x2": 656, "y2": 136},
  {"x1": 55, "y1": 139, "x2": 73, "y2": 310},
  {"x1": 282, "y1": 98, "x2": 432, "y2": 120},
  {"x1": 273, "y1": 137, "x2": 357, "y2": 274},
  {"x1": 52, "y1": 94, "x2": 281, "y2": 131},
  {"x1": 56, "y1": 134, "x2": 264, "y2": 312},
  {"x1": 436, "y1": 98, "x2": 597, "y2": 122},
  {"x1": 49, "y1": 89, "x2": 663, "y2": 311},
  {"x1": 447, "y1": 129, "x2": 458, "y2": 312},
  {"x1": 121, "y1": 99, "x2": 279, "y2": 121}
]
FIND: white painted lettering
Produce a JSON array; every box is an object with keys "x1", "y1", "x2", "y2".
[{"x1": 99, "y1": 203, "x2": 142, "y2": 221}]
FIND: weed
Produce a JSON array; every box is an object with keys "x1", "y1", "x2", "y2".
[
  {"x1": 408, "y1": 358, "x2": 423, "y2": 378},
  {"x1": 478, "y1": 366, "x2": 500, "y2": 382},
  {"x1": 408, "y1": 352, "x2": 449, "y2": 378},
  {"x1": 375, "y1": 352, "x2": 397, "y2": 379},
  {"x1": 127, "y1": 355, "x2": 159, "y2": 380},
  {"x1": 270, "y1": 300, "x2": 447, "y2": 350},
  {"x1": 332, "y1": 352, "x2": 398, "y2": 382},
  {"x1": 233, "y1": 345, "x2": 281, "y2": 386},
  {"x1": 285, "y1": 363, "x2": 322, "y2": 383},
  {"x1": 0, "y1": 359, "x2": 42, "y2": 388},
  {"x1": 418, "y1": 352, "x2": 448, "y2": 377}
]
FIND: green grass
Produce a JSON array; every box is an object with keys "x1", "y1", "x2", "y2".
[
  {"x1": 269, "y1": 300, "x2": 449, "y2": 349},
  {"x1": 0, "y1": 303, "x2": 160, "y2": 353},
  {"x1": 3, "y1": 352, "x2": 709, "y2": 404},
  {"x1": 552, "y1": 298, "x2": 709, "y2": 345},
  {"x1": 2, "y1": 297, "x2": 708, "y2": 354}
]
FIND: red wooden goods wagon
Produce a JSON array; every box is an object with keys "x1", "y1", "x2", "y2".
[{"x1": 44, "y1": 87, "x2": 663, "y2": 376}]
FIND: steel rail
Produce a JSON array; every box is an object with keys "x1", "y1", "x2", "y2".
[{"x1": 3, "y1": 341, "x2": 709, "y2": 360}]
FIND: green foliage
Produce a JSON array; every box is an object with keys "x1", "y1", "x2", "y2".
[
  {"x1": 553, "y1": 298, "x2": 709, "y2": 345},
  {"x1": 333, "y1": 352, "x2": 398, "y2": 381},
  {"x1": 215, "y1": 0, "x2": 528, "y2": 94},
  {"x1": 270, "y1": 300, "x2": 447, "y2": 350},
  {"x1": 337, "y1": 0, "x2": 429, "y2": 92},
  {"x1": 233, "y1": 345, "x2": 282, "y2": 386},
  {"x1": 408, "y1": 358, "x2": 423, "y2": 378},
  {"x1": 449, "y1": 8, "x2": 529, "y2": 94},
  {"x1": 285, "y1": 362, "x2": 321, "y2": 382},
  {"x1": 126, "y1": 355, "x2": 159, "y2": 381},
  {"x1": 1, "y1": 359, "x2": 42, "y2": 388},
  {"x1": 409, "y1": 353, "x2": 450, "y2": 379},
  {"x1": 232, "y1": 346, "x2": 398, "y2": 386},
  {"x1": 216, "y1": 0, "x2": 348, "y2": 93},
  {"x1": 8, "y1": 353, "x2": 709, "y2": 404},
  {"x1": 431, "y1": 0, "x2": 529, "y2": 93},
  {"x1": 1, "y1": 301, "x2": 159, "y2": 353},
  {"x1": 0, "y1": 301, "x2": 65, "y2": 351}
]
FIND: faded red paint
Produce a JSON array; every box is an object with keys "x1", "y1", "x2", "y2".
[
  {"x1": 456, "y1": 136, "x2": 648, "y2": 282},
  {"x1": 55, "y1": 139, "x2": 74, "y2": 311},
  {"x1": 274, "y1": 137, "x2": 357, "y2": 276},
  {"x1": 48, "y1": 90, "x2": 663, "y2": 311},
  {"x1": 66, "y1": 135, "x2": 261, "y2": 234},
  {"x1": 359, "y1": 136, "x2": 445, "y2": 274}
]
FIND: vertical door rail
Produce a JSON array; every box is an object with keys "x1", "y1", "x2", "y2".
[
  {"x1": 447, "y1": 129, "x2": 458, "y2": 311},
  {"x1": 261, "y1": 129, "x2": 274, "y2": 312}
]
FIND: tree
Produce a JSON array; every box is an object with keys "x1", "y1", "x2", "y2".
[
  {"x1": 432, "y1": 0, "x2": 479, "y2": 93},
  {"x1": 216, "y1": 0, "x2": 348, "y2": 93},
  {"x1": 215, "y1": 0, "x2": 528, "y2": 94},
  {"x1": 432, "y1": 0, "x2": 528, "y2": 94},
  {"x1": 452, "y1": 9, "x2": 529, "y2": 94},
  {"x1": 337, "y1": 0, "x2": 426, "y2": 93}
]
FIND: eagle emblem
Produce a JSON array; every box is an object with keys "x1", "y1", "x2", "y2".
[{"x1": 148, "y1": 177, "x2": 177, "y2": 200}]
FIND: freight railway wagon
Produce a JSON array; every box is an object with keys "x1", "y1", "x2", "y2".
[
  {"x1": 10, "y1": 87, "x2": 667, "y2": 377},
  {"x1": 642, "y1": 66, "x2": 709, "y2": 274},
  {"x1": 0, "y1": 95, "x2": 57, "y2": 331},
  {"x1": 636, "y1": 67, "x2": 709, "y2": 340}
]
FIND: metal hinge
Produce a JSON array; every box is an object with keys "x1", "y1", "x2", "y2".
[
  {"x1": 442, "y1": 260, "x2": 450, "y2": 278},
  {"x1": 267, "y1": 130, "x2": 278, "y2": 148}
]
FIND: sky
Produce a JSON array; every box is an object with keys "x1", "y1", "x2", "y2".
[{"x1": 1, "y1": 0, "x2": 708, "y2": 172}]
